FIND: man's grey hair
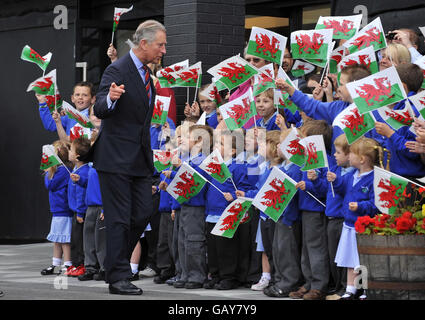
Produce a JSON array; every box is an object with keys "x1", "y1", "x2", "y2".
[{"x1": 132, "y1": 20, "x2": 166, "y2": 45}]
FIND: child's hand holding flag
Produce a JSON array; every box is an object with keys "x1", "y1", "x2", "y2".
[{"x1": 275, "y1": 78, "x2": 296, "y2": 96}]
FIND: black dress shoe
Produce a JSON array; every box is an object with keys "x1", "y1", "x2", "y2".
[
  {"x1": 185, "y1": 282, "x2": 203, "y2": 289},
  {"x1": 109, "y1": 280, "x2": 143, "y2": 295},
  {"x1": 203, "y1": 278, "x2": 220, "y2": 289},
  {"x1": 78, "y1": 271, "x2": 96, "y2": 281},
  {"x1": 154, "y1": 274, "x2": 174, "y2": 284},
  {"x1": 129, "y1": 272, "x2": 139, "y2": 282},
  {"x1": 173, "y1": 280, "x2": 186, "y2": 288},
  {"x1": 93, "y1": 270, "x2": 105, "y2": 281},
  {"x1": 263, "y1": 285, "x2": 290, "y2": 298},
  {"x1": 41, "y1": 265, "x2": 59, "y2": 276},
  {"x1": 214, "y1": 279, "x2": 240, "y2": 290}
]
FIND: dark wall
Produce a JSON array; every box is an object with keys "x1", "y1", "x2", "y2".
[{"x1": 0, "y1": 4, "x2": 77, "y2": 240}]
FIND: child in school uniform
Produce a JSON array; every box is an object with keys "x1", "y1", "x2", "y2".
[
  {"x1": 236, "y1": 130, "x2": 284, "y2": 291},
  {"x1": 41, "y1": 140, "x2": 74, "y2": 275},
  {"x1": 203, "y1": 129, "x2": 250, "y2": 290},
  {"x1": 160, "y1": 124, "x2": 213, "y2": 289},
  {"x1": 290, "y1": 120, "x2": 332, "y2": 300},
  {"x1": 64, "y1": 137, "x2": 91, "y2": 277},
  {"x1": 327, "y1": 137, "x2": 380, "y2": 300},
  {"x1": 197, "y1": 84, "x2": 220, "y2": 129},
  {"x1": 255, "y1": 89, "x2": 282, "y2": 131},
  {"x1": 262, "y1": 128, "x2": 304, "y2": 298}
]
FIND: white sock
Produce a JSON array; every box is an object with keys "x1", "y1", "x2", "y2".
[
  {"x1": 262, "y1": 272, "x2": 271, "y2": 281},
  {"x1": 52, "y1": 257, "x2": 62, "y2": 267},
  {"x1": 64, "y1": 261, "x2": 72, "y2": 267},
  {"x1": 346, "y1": 285, "x2": 357, "y2": 294},
  {"x1": 130, "y1": 263, "x2": 139, "y2": 274}
]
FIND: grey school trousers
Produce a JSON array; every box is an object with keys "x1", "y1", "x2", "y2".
[
  {"x1": 272, "y1": 220, "x2": 303, "y2": 292},
  {"x1": 83, "y1": 206, "x2": 106, "y2": 272},
  {"x1": 301, "y1": 210, "x2": 329, "y2": 292},
  {"x1": 178, "y1": 205, "x2": 207, "y2": 284},
  {"x1": 327, "y1": 217, "x2": 346, "y2": 292},
  {"x1": 172, "y1": 209, "x2": 181, "y2": 279}
]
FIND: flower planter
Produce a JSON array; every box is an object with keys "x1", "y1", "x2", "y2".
[{"x1": 357, "y1": 234, "x2": 425, "y2": 300}]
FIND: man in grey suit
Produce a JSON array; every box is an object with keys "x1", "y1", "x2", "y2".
[{"x1": 92, "y1": 20, "x2": 166, "y2": 295}]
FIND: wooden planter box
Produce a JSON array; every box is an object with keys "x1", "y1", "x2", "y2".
[{"x1": 357, "y1": 234, "x2": 425, "y2": 300}]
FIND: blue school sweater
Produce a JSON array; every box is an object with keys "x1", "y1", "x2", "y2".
[
  {"x1": 205, "y1": 159, "x2": 250, "y2": 222},
  {"x1": 44, "y1": 165, "x2": 73, "y2": 217},
  {"x1": 169, "y1": 153, "x2": 209, "y2": 207},
  {"x1": 150, "y1": 117, "x2": 176, "y2": 150},
  {"x1": 158, "y1": 174, "x2": 174, "y2": 213},
  {"x1": 236, "y1": 152, "x2": 265, "y2": 187},
  {"x1": 85, "y1": 166, "x2": 102, "y2": 207},
  {"x1": 279, "y1": 161, "x2": 302, "y2": 226},
  {"x1": 256, "y1": 112, "x2": 281, "y2": 131},
  {"x1": 332, "y1": 169, "x2": 378, "y2": 227},
  {"x1": 206, "y1": 110, "x2": 219, "y2": 129},
  {"x1": 68, "y1": 163, "x2": 90, "y2": 218},
  {"x1": 313, "y1": 164, "x2": 355, "y2": 218},
  {"x1": 39, "y1": 103, "x2": 89, "y2": 135}
]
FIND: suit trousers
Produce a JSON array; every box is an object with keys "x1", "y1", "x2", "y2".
[{"x1": 97, "y1": 171, "x2": 153, "y2": 284}]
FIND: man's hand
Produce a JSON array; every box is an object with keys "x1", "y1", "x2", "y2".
[
  {"x1": 391, "y1": 30, "x2": 414, "y2": 49},
  {"x1": 109, "y1": 82, "x2": 125, "y2": 101},
  {"x1": 152, "y1": 185, "x2": 158, "y2": 194}
]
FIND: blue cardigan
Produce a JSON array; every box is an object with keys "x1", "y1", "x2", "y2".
[
  {"x1": 85, "y1": 166, "x2": 102, "y2": 207},
  {"x1": 332, "y1": 169, "x2": 378, "y2": 227},
  {"x1": 44, "y1": 165, "x2": 73, "y2": 217},
  {"x1": 68, "y1": 163, "x2": 90, "y2": 217}
]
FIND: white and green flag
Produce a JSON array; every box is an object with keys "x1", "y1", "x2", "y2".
[
  {"x1": 347, "y1": 66, "x2": 407, "y2": 114},
  {"x1": 329, "y1": 45, "x2": 349, "y2": 74},
  {"x1": 20, "y1": 45, "x2": 52, "y2": 72},
  {"x1": 315, "y1": 14, "x2": 362, "y2": 40},
  {"x1": 200, "y1": 82, "x2": 222, "y2": 106},
  {"x1": 409, "y1": 89, "x2": 425, "y2": 119},
  {"x1": 290, "y1": 28, "x2": 333, "y2": 61},
  {"x1": 62, "y1": 101, "x2": 94, "y2": 129},
  {"x1": 219, "y1": 88, "x2": 257, "y2": 131},
  {"x1": 153, "y1": 149, "x2": 179, "y2": 172},
  {"x1": 211, "y1": 197, "x2": 253, "y2": 238},
  {"x1": 413, "y1": 55, "x2": 425, "y2": 90},
  {"x1": 173, "y1": 61, "x2": 202, "y2": 88},
  {"x1": 27, "y1": 69, "x2": 56, "y2": 95},
  {"x1": 247, "y1": 26, "x2": 287, "y2": 65},
  {"x1": 291, "y1": 60, "x2": 315, "y2": 78},
  {"x1": 337, "y1": 46, "x2": 379, "y2": 82},
  {"x1": 343, "y1": 17, "x2": 387, "y2": 54},
  {"x1": 299, "y1": 135, "x2": 329, "y2": 171},
  {"x1": 199, "y1": 149, "x2": 232, "y2": 184},
  {"x1": 156, "y1": 59, "x2": 189, "y2": 88},
  {"x1": 151, "y1": 95, "x2": 171, "y2": 125},
  {"x1": 253, "y1": 63, "x2": 275, "y2": 96},
  {"x1": 40, "y1": 145, "x2": 62, "y2": 170},
  {"x1": 376, "y1": 100, "x2": 415, "y2": 130},
  {"x1": 252, "y1": 167, "x2": 298, "y2": 222},
  {"x1": 112, "y1": 5, "x2": 133, "y2": 32},
  {"x1": 279, "y1": 127, "x2": 306, "y2": 167},
  {"x1": 69, "y1": 123, "x2": 91, "y2": 142}
]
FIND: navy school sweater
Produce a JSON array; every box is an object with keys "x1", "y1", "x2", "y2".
[
  {"x1": 85, "y1": 166, "x2": 102, "y2": 207},
  {"x1": 279, "y1": 161, "x2": 303, "y2": 226},
  {"x1": 68, "y1": 163, "x2": 90, "y2": 218},
  {"x1": 44, "y1": 165, "x2": 73, "y2": 217}
]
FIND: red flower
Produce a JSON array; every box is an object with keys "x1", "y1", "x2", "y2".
[
  {"x1": 402, "y1": 189, "x2": 411, "y2": 198},
  {"x1": 422, "y1": 220, "x2": 425, "y2": 231},
  {"x1": 395, "y1": 214, "x2": 416, "y2": 234},
  {"x1": 373, "y1": 214, "x2": 391, "y2": 228},
  {"x1": 355, "y1": 216, "x2": 375, "y2": 233},
  {"x1": 418, "y1": 187, "x2": 425, "y2": 193},
  {"x1": 402, "y1": 211, "x2": 413, "y2": 219}
]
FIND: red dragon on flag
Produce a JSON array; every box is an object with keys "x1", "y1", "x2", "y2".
[
  {"x1": 306, "y1": 143, "x2": 319, "y2": 165},
  {"x1": 384, "y1": 109, "x2": 413, "y2": 126},
  {"x1": 295, "y1": 33, "x2": 324, "y2": 55},
  {"x1": 260, "y1": 178, "x2": 291, "y2": 211},
  {"x1": 70, "y1": 126, "x2": 85, "y2": 142},
  {"x1": 227, "y1": 97, "x2": 252, "y2": 125},
  {"x1": 352, "y1": 27, "x2": 383, "y2": 50},
  {"x1": 34, "y1": 77, "x2": 53, "y2": 93},
  {"x1": 152, "y1": 99, "x2": 164, "y2": 120},
  {"x1": 174, "y1": 171, "x2": 199, "y2": 200},
  {"x1": 377, "y1": 179, "x2": 403, "y2": 208},
  {"x1": 205, "y1": 157, "x2": 225, "y2": 178},
  {"x1": 178, "y1": 68, "x2": 199, "y2": 83},
  {"x1": 154, "y1": 150, "x2": 173, "y2": 165},
  {"x1": 287, "y1": 139, "x2": 305, "y2": 156},
  {"x1": 158, "y1": 65, "x2": 183, "y2": 84},
  {"x1": 29, "y1": 48, "x2": 47, "y2": 64},
  {"x1": 355, "y1": 77, "x2": 393, "y2": 106},
  {"x1": 342, "y1": 108, "x2": 368, "y2": 136},
  {"x1": 343, "y1": 55, "x2": 371, "y2": 69},
  {"x1": 323, "y1": 19, "x2": 354, "y2": 36},
  {"x1": 217, "y1": 62, "x2": 250, "y2": 84},
  {"x1": 220, "y1": 203, "x2": 245, "y2": 231},
  {"x1": 255, "y1": 33, "x2": 280, "y2": 59}
]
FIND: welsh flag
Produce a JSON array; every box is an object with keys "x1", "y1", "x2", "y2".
[
  {"x1": 329, "y1": 45, "x2": 349, "y2": 74},
  {"x1": 291, "y1": 60, "x2": 315, "y2": 78},
  {"x1": 252, "y1": 167, "x2": 298, "y2": 222},
  {"x1": 20, "y1": 45, "x2": 52, "y2": 72},
  {"x1": 347, "y1": 66, "x2": 407, "y2": 114},
  {"x1": 299, "y1": 135, "x2": 329, "y2": 171},
  {"x1": 376, "y1": 100, "x2": 415, "y2": 130},
  {"x1": 253, "y1": 63, "x2": 275, "y2": 96},
  {"x1": 156, "y1": 59, "x2": 189, "y2": 88},
  {"x1": 413, "y1": 55, "x2": 425, "y2": 90},
  {"x1": 303, "y1": 40, "x2": 335, "y2": 69},
  {"x1": 247, "y1": 26, "x2": 287, "y2": 65},
  {"x1": 40, "y1": 145, "x2": 62, "y2": 170},
  {"x1": 409, "y1": 89, "x2": 425, "y2": 118},
  {"x1": 70, "y1": 123, "x2": 91, "y2": 142},
  {"x1": 212, "y1": 77, "x2": 228, "y2": 92},
  {"x1": 153, "y1": 148, "x2": 179, "y2": 172},
  {"x1": 207, "y1": 55, "x2": 259, "y2": 91},
  {"x1": 332, "y1": 104, "x2": 376, "y2": 145},
  {"x1": 62, "y1": 101, "x2": 94, "y2": 128},
  {"x1": 112, "y1": 5, "x2": 133, "y2": 32},
  {"x1": 315, "y1": 14, "x2": 362, "y2": 40},
  {"x1": 343, "y1": 17, "x2": 387, "y2": 54},
  {"x1": 279, "y1": 127, "x2": 306, "y2": 167},
  {"x1": 151, "y1": 95, "x2": 171, "y2": 125},
  {"x1": 219, "y1": 88, "x2": 257, "y2": 130},
  {"x1": 44, "y1": 94, "x2": 63, "y2": 113},
  {"x1": 173, "y1": 61, "x2": 202, "y2": 88},
  {"x1": 374, "y1": 166, "x2": 411, "y2": 215},
  {"x1": 290, "y1": 28, "x2": 333, "y2": 61},
  {"x1": 199, "y1": 149, "x2": 232, "y2": 184},
  {"x1": 26, "y1": 69, "x2": 56, "y2": 95},
  {"x1": 211, "y1": 197, "x2": 253, "y2": 238},
  {"x1": 166, "y1": 163, "x2": 207, "y2": 204},
  {"x1": 274, "y1": 89, "x2": 299, "y2": 114},
  {"x1": 337, "y1": 46, "x2": 379, "y2": 82},
  {"x1": 200, "y1": 82, "x2": 222, "y2": 106}
]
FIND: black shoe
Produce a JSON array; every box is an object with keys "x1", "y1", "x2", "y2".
[
  {"x1": 203, "y1": 278, "x2": 220, "y2": 289},
  {"x1": 0, "y1": 289, "x2": 3, "y2": 297},
  {"x1": 263, "y1": 285, "x2": 290, "y2": 298},
  {"x1": 93, "y1": 270, "x2": 105, "y2": 281},
  {"x1": 78, "y1": 270, "x2": 96, "y2": 281},
  {"x1": 41, "y1": 265, "x2": 59, "y2": 276},
  {"x1": 173, "y1": 280, "x2": 186, "y2": 288},
  {"x1": 185, "y1": 282, "x2": 203, "y2": 289},
  {"x1": 109, "y1": 280, "x2": 143, "y2": 295},
  {"x1": 129, "y1": 272, "x2": 139, "y2": 282},
  {"x1": 214, "y1": 279, "x2": 240, "y2": 290},
  {"x1": 154, "y1": 274, "x2": 174, "y2": 284}
]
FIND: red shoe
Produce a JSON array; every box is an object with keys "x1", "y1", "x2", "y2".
[
  {"x1": 64, "y1": 265, "x2": 76, "y2": 277},
  {"x1": 70, "y1": 265, "x2": 86, "y2": 277}
]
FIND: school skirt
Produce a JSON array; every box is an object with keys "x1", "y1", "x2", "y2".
[
  {"x1": 47, "y1": 216, "x2": 72, "y2": 243},
  {"x1": 334, "y1": 223, "x2": 360, "y2": 269}
]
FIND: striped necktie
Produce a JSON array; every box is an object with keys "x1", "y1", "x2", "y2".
[{"x1": 142, "y1": 65, "x2": 151, "y2": 102}]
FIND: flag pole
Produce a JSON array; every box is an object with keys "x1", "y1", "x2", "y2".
[
  {"x1": 319, "y1": 60, "x2": 329, "y2": 86},
  {"x1": 206, "y1": 179, "x2": 226, "y2": 196},
  {"x1": 306, "y1": 190, "x2": 326, "y2": 207},
  {"x1": 193, "y1": 75, "x2": 201, "y2": 105},
  {"x1": 230, "y1": 176, "x2": 238, "y2": 192},
  {"x1": 328, "y1": 168, "x2": 335, "y2": 198},
  {"x1": 111, "y1": 30, "x2": 115, "y2": 46},
  {"x1": 187, "y1": 87, "x2": 190, "y2": 104}
]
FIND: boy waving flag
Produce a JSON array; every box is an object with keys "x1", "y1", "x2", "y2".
[{"x1": 247, "y1": 26, "x2": 287, "y2": 65}]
